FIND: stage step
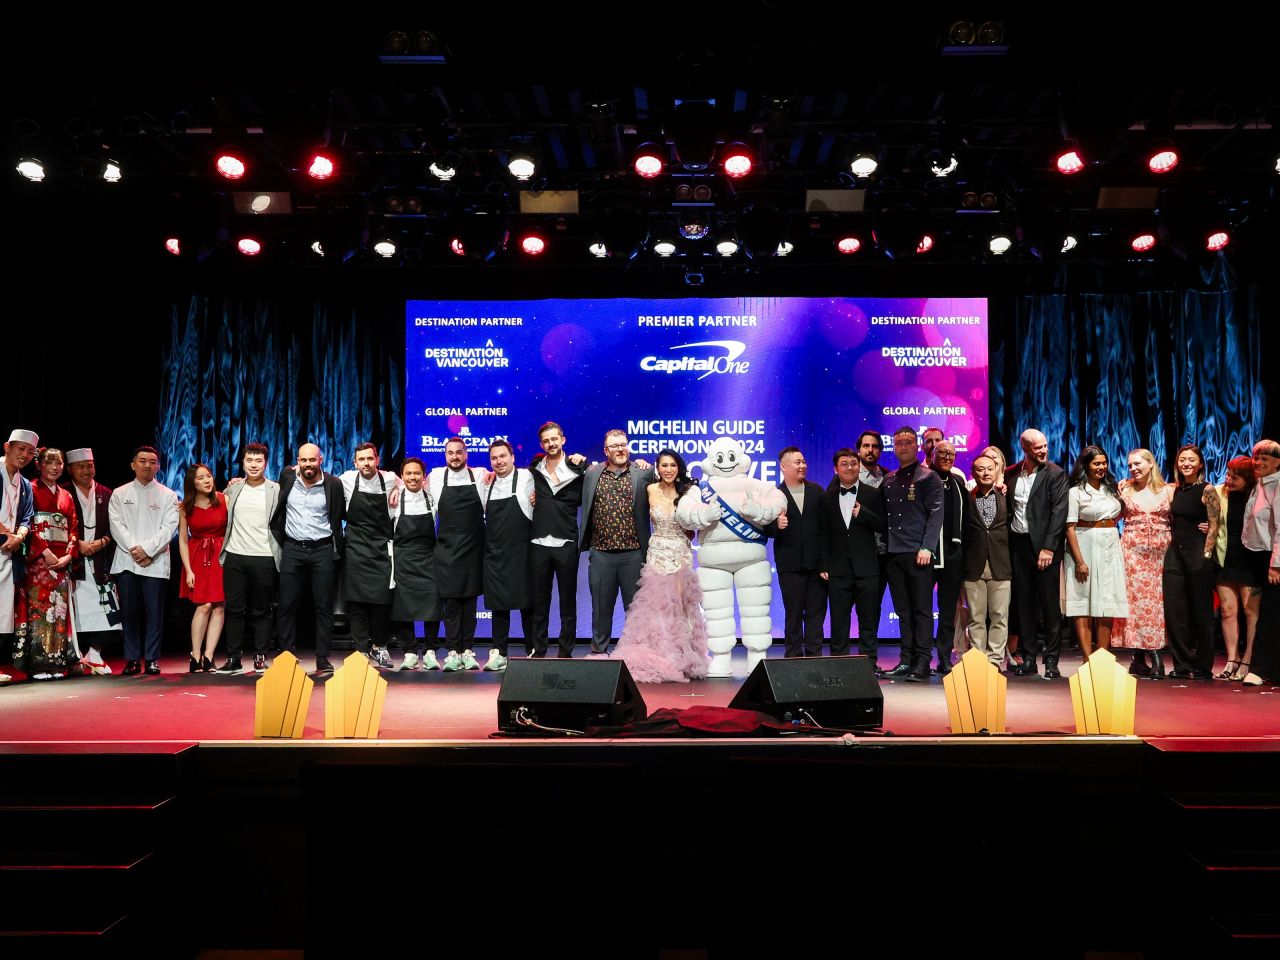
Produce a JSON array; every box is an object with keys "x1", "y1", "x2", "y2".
[{"x1": 0, "y1": 747, "x2": 194, "y2": 959}]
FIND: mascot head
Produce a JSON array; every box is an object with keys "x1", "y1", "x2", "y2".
[{"x1": 700, "y1": 436, "x2": 752, "y2": 479}]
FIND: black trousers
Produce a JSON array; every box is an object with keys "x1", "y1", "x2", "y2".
[
  {"x1": 933, "y1": 546, "x2": 965, "y2": 664},
  {"x1": 278, "y1": 540, "x2": 337, "y2": 660},
  {"x1": 778, "y1": 569, "x2": 828, "y2": 657},
  {"x1": 443, "y1": 596, "x2": 478, "y2": 653},
  {"x1": 587, "y1": 548, "x2": 644, "y2": 653},
  {"x1": 826, "y1": 573, "x2": 878, "y2": 658},
  {"x1": 1009, "y1": 533, "x2": 1062, "y2": 663},
  {"x1": 1163, "y1": 544, "x2": 1216, "y2": 674},
  {"x1": 116, "y1": 571, "x2": 167, "y2": 662},
  {"x1": 530, "y1": 542, "x2": 580, "y2": 656},
  {"x1": 886, "y1": 552, "x2": 935, "y2": 669},
  {"x1": 491, "y1": 608, "x2": 532, "y2": 656},
  {"x1": 222, "y1": 553, "x2": 277, "y2": 657},
  {"x1": 76, "y1": 629, "x2": 119, "y2": 651},
  {"x1": 391, "y1": 620, "x2": 440, "y2": 655},
  {"x1": 347, "y1": 600, "x2": 390, "y2": 653}
]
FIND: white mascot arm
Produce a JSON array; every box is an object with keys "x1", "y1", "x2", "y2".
[
  {"x1": 740, "y1": 481, "x2": 786, "y2": 525},
  {"x1": 677, "y1": 485, "x2": 719, "y2": 530}
]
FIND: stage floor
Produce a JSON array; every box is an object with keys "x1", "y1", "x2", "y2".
[{"x1": 1, "y1": 647, "x2": 1276, "y2": 743}]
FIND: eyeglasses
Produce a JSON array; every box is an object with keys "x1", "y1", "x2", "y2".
[
  {"x1": 935, "y1": 452, "x2": 956, "y2": 461},
  {"x1": 605, "y1": 443, "x2": 628, "y2": 451}
]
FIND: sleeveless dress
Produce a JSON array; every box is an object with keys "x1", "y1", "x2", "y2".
[
  {"x1": 1113, "y1": 489, "x2": 1172, "y2": 650},
  {"x1": 611, "y1": 506, "x2": 709, "y2": 683},
  {"x1": 180, "y1": 496, "x2": 227, "y2": 603}
]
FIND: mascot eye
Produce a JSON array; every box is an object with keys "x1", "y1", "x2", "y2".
[{"x1": 716, "y1": 454, "x2": 723, "y2": 464}]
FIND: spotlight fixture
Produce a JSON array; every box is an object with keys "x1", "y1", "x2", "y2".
[
  {"x1": 373, "y1": 240, "x2": 397, "y2": 258},
  {"x1": 948, "y1": 21, "x2": 975, "y2": 44},
  {"x1": 1061, "y1": 234, "x2": 1079, "y2": 253},
  {"x1": 250, "y1": 194, "x2": 273, "y2": 213},
  {"x1": 589, "y1": 241, "x2": 608, "y2": 258},
  {"x1": 836, "y1": 236, "x2": 862, "y2": 254},
  {"x1": 307, "y1": 152, "x2": 336, "y2": 180},
  {"x1": 1131, "y1": 233, "x2": 1157, "y2": 253},
  {"x1": 216, "y1": 153, "x2": 247, "y2": 180},
  {"x1": 776, "y1": 240, "x2": 794, "y2": 257},
  {"x1": 715, "y1": 239, "x2": 739, "y2": 257},
  {"x1": 102, "y1": 160, "x2": 123, "y2": 183},
  {"x1": 633, "y1": 143, "x2": 665, "y2": 179},
  {"x1": 237, "y1": 238, "x2": 262, "y2": 256},
  {"x1": 849, "y1": 153, "x2": 879, "y2": 178},
  {"x1": 520, "y1": 234, "x2": 546, "y2": 256},
  {"x1": 989, "y1": 235, "x2": 1012, "y2": 255},
  {"x1": 721, "y1": 143, "x2": 753, "y2": 178},
  {"x1": 679, "y1": 217, "x2": 710, "y2": 241},
  {"x1": 429, "y1": 160, "x2": 457, "y2": 181},
  {"x1": 653, "y1": 239, "x2": 677, "y2": 257},
  {"x1": 692, "y1": 183, "x2": 713, "y2": 202},
  {"x1": 508, "y1": 154, "x2": 536, "y2": 181},
  {"x1": 1274, "y1": 154, "x2": 1280, "y2": 175},
  {"x1": 1206, "y1": 230, "x2": 1230, "y2": 252},
  {"x1": 917, "y1": 233, "x2": 935, "y2": 253},
  {"x1": 165, "y1": 238, "x2": 181, "y2": 256},
  {"x1": 976, "y1": 20, "x2": 1004, "y2": 44},
  {"x1": 16, "y1": 158, "x2": 45, "y2": 182},
  {"x1": 310, "y1": 241, "x2": 325, "y2": 257},
  {"x1": 928, "y1": 151, "x2": 958, "y2": 178},
  {"x1": 1146, "y1": 142, "x2": 1179, "y2": 174},
  {"x1": 450, "y1": 238, "x2": 466, "y2": 257},
  {"x1": 1055, "y1": 149, "x2": 1085, "y2": 175}
]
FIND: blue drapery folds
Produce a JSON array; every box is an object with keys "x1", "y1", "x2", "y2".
[
  {"x1": 995, "y1": 290, "x2": 1265, "y2": 479},
  {"x1": 155, "y1": 297, "x2": 403, "y2": 489}
]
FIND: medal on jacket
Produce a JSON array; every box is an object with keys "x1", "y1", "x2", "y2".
[{"x1": 908, "y1": 482, "x2": 916, "y2": 502}]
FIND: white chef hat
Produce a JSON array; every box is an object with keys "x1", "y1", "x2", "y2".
[
  {"x1": 66, "y1": 448, "x2": 94, "y2": 464},
  {"x1": 7, "y1": 429, "x2": 39, "y2": 446}
]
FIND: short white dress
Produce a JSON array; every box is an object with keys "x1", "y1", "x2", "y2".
[{"x1": 1062, "y1": 484, "x2": 1129, "y2": 618}]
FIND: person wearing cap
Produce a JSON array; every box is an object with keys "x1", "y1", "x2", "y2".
[
  {"x1": 108, "y1": 446, "x2": 180, "y2": 676},
  {"x1": 0, "y1": 429, "x2": 38, "y2": 684},
  {"x1": 65, "y1": 447, "x2": 120, "y2": 674}
]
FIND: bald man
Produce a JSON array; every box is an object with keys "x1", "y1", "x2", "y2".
[{"x1": 270, "y1": 443, "x2": 346, "y2": 674}]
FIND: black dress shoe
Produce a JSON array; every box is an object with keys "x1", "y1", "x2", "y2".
[
  {"x1": 885, "y1": 662, "x2": 913, "y2": 677},
  {"x1": 905, "y1": 669, "x2": 931, "y2": 682},
  {"x1": 872, "y1": 666, "x2": 885, "y2": 678},
  {"x1": 122, "y1": 660, "x2": 142, "y2": 676},
  {"x1": 144, "y1": 661, "x2": 161, "y2": 675},
  {"x1": 937, "y1": 662, "x2": 953, "y2": 677},
  {"x1": 1190, "y1": 670, "x2": 1215, "y2": 680},
  {"x1": 313, "y1": 657, "x2": 334, "y2": 675},
  {"x1": 1167, "y1": 668, "x2": 1194, "y2": 680},
  {"x1": 1043, "y1": 664, "x2": 1062, "y2": 679},
  {"x1": 557, "y1": 650, "x2": 575, "y2": 659},
  {"x1": 528, "y1": 651, "x2": 545, "y2": 659},
  {"x1": 1013, "y1": 660, "x2": 1039, "y2": 677}
]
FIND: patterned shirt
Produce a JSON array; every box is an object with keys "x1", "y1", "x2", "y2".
[
  {"x1": 975, "y1": 488, "x2": 999, "y2": 529},
  {"x1": 590, "y1": 468, "x2": 641, "y2": 551}
]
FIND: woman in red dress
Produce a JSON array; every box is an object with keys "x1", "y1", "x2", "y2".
[
  {"x1": 15, "y1": 448, "x2": 79, "y2": 679},
  {"x1": 178, "y1": 464, "x2": 227, "y2": 672}
]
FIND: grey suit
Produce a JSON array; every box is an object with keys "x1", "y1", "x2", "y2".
[
  {"x1": 220, "y1": 478, "x2": 282, "y2": 660},
  {"x1": 580, "y1": 461, "x2": 655, "y2": 653}
]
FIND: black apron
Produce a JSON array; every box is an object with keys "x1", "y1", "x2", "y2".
[
  {"x1": 435, "y1": 469, "x2": 484, "y2": 599},
  {"x1": 341, "y1": 475, "x2": 393, "y2": 604},
  {"x1": 390, "y1": 493, "x2": 440, "y2": 622},
  {"x1": 483, "y1": 469, "x2": 533, "y2": 611}
]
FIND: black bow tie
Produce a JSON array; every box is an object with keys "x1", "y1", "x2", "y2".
[{"x1": 840, "y1": 486, "x2": 857, "y2": 496}]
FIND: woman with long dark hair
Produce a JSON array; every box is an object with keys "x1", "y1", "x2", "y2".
[
  {"x1": 14, "y1": 448, "x2": 79, "y2": 679},
  {"x1": 1214, "y1": 456, "x2": 1259, "y2": 679},
  {"x1": 1163, "y1": 444, "x2": 1220, "y2": 679},
  {"x1": 1062, "y1": 445, "x2": 1127, "y2": 658},
  {"x1": 178, "y1": 464, "x2": 227, "y2": 672},
  {"x1": 610, "y1": 449, "x2": 709, "y2": 682}
]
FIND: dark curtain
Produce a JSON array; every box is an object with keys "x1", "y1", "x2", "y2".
[
  {"x1": 993, "y1": 287, "x2": 1265, "y2": 477},
  {"x1": 154, "y1": 296, "x2": 403, "y2": 490}
]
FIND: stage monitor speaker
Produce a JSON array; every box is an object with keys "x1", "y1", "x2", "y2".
[
  {"x1": 729, "y1": 656, "x2": 883, "y2": 729},
  {"x1": 497, "y1": 659, "x2": 647, "y2": 733}
]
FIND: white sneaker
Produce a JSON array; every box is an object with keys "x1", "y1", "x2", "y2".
[
  {"x1": 0, "y1": 671, "x2": 10, "y2": 683},
  {"x1": 484, "y1": 650, "x2": 508, "y2": 672},
  {"x1": 1242, "y1": 672, "x2": 1264, "y2": 686},
  {"x1": 401, "y1": 652, "x2": 420, "y2": 671},
  {"x1": 442, "y1": 651, "x2": 464, "y2": 672},
  {"x1": 368, "y1": 646, "x2": 394, "y2": 669},
  {"x1": 460, "y1": 649, "x2": 481, "y2": 671},
  {"x1": 420, "y1": 650, "x2": 440, "y2": 671}
]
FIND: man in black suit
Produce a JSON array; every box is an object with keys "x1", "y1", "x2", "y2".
[
  {"x1": 528, "y1": 422, "x2": 588, "y2": 658},
  {"x1": 580, "y1": 429, "x2": 654, "y2": 655},
  {"x1": 820, "y1": 447, "x2": 887, "y2": 671},
  {"x1": 1004, "y1": 429, "x2": 1069, "y2": 679},
  {"x1": 931, "y1": 440, "x2": 967, "y2": 676},
  {"x1": 270, "y1": 442, "x2": 346, "y2": 674},
  {"x1": 764, "y1": 446, "x2": 827, "y2": 658}
]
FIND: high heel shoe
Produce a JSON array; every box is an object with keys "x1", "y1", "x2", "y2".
[
  {"x1": 1128, "y1": 652, "x2": 1152, "y2": 678},
  {"x1": 201, "y1": 656, "x2": 214, "y2": 672},
  {"x1": 1232, "y1": 661, "x2": 1251, "y2": 682},
  {"x1": 188, "y1": 656, "x2": 200, "y2": 673},
  {"x1": 1150, "y1": 650, "x2": 1166, "y2": 679},
  {"x1": 1215, "y1": 660, "x2": 1241, "y2": 680}
]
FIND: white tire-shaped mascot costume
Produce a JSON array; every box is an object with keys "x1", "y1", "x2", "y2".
[{"x1": 676, "y1": 436, "x2": 786, "y2": 678}]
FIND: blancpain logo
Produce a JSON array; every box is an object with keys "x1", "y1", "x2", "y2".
[{"x1": 640, "y1": 340, "x2": 750, "y2": 380}]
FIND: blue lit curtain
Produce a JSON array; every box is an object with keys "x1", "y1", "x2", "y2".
[
  {"x1": 994, "y1": 288, "x2": 1264, "y2": 479},
  {"x1": 155, "y1": 297, "x2": 403, "y2": 490}
]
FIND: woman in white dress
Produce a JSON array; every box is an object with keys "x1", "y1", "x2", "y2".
[{"x1": 1063, "y1": 445, "x2": 1129, "y2": 656}]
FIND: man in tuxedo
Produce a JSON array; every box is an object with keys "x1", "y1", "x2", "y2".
[
  {"x1": 270, "y1": 442, "x2": 346, "y2": 674},
  {"x1": 764, "y1": 446, "x2": 827, "y2": 658},
  {"x1": 580, "y1": 429, "x2": 654, "y2": 655},
  {"x1": 1004, "y1": 429, "x2": 1069, "y2": 679},
  {"x1": 820, "y1": 447, "x2": 887, "y2": 671}
]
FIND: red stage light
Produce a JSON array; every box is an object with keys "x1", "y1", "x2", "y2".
[
  {"x1": 307, "y1": 153, "x2": 336, "y2": 180},
  {"x1": 836, "y1": 236, "x2": 862, "y2": 254},
  {"x1": 520, "y1": 235, "x2": 545, "y2": 256},
  {"x1": 723, "y1": 148, "x2": 752, "y2": 178},
  {"x1": 634, "y1": 150, "x2": 664, "y2": 179},
  {"x1": 917, "y1": 234, "x2": 935, "y2": 254},
  {"x1": 237, "y1": 238, "x2": 262, "y2": 256},
  {"x1": 1056, "y1": 150, "x2": 1085, "y2": 175},
  {"x1": 1131, "y1": 233, "x2": 1156, "y2": 253},
  {"x1": 216, "y1": 154, "x2": 246, "y2": 180},
  {"x1": 1206, "y1": 231, "x2": 1230, "y2": 252},
  {"x1": 1147, "y1": 149, "x2": 1179, "y2": 174},
  {"x1": 164, "y1": 238, "x2": 181, "y2": 256},
  {"x1": 450, "y1": 238, "x2": 466, "y2": 257}
]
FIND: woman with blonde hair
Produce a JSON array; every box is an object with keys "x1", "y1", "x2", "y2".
[{"x1": 1114, "y1": 448, "x2": 1173, "y2": 677}]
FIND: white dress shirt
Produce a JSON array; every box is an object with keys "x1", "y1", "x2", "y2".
[
  {"x1": 109, "y1": 479, "x2": 180, "y2": 579},
  {"x1": 1010, "y1": 467, "x2": 1039, "y2": 534},
  {"x1": 1243, "y1": 471, "x2": 1280, "y2": 568}
]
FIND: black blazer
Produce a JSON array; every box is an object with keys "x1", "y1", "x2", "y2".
[
  {"x1": 962, "y1": 487, "x2": 1012, "y2": 581},
  {"x1": 819, "y1": 481, "x2": 887, "y2": 580},
  {"x1": 68, "y1": 481, "x2": 117, "y2": 584},
  {"x1": 764, "y1": 481, "x2": 827, "y2": 573},
  {"x1": 270, "y1": 469, "x2": 346, "y2": 559},
  {"x1": 1003, "y1": 461, "x2": 1069, "y2": 555}
]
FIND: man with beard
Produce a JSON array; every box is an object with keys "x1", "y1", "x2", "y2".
[
  {"x1": 216, "y1": 442, "x2": 280, "y2": 674},
  {"x1": 765, "y1": 446, "x2": 828, "y2": 658},
  {"x1": 337, "y1": 442, "x2": 401, "y2": 669},
  {"x1": 528, "y1": 422, "x2": 588, "y2": 658},
  {"x1": 427, "y1": 437, "x2": 486, "y2": 671},
  {"x1": 481, "y1": 439, "x2": 535, "y2": 671},
  {"x1": 271, "y1": 443, "x2": 345, "y2": 675},
  {"x1": 930, "y1": 440, "x2": 967, "y2": 676},
  {"x1": 390, "y1": 457, "x2": 441, "y2": 671},
  {"x1": 0, "y1": 429, "x2": 37, "y2": 683},
  {"x1": 65, "y1": 447, "x2": 120, "y2": 675},
  {"x1": 820, "y1": 447, "x2": 887, "y2": 669}
]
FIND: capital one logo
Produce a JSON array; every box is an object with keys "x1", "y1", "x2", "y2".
[{"x1": 640, "y1": 340, "x2": 750, "y2": 380}]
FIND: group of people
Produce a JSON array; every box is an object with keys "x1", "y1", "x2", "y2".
[{"x1": 3, "y1": 420, "x2": 1277, "y2": 689}]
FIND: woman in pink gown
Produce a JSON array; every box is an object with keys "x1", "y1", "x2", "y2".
[
  {"x1": 611, "y1": 450, "x2": 709, "y2": 683},
  {"x1": 1114, "y1": 448, "x2": 1174, "y2": 677}
]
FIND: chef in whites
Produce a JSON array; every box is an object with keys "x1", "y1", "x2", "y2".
[
  {"x1": 428, "y1": 437, "x2": 486, "y2": 671},
  {"x1": 481, "y1": 439, "x2": 535, "y2": 672},
  {"x1": 338, "y1": 442, "x2": 401, "y2": 669},
  {"x1": 390, "y1": 456, "x2": 442, "y2": 671}
]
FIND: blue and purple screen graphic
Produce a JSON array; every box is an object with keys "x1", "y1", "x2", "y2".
[{"x1": 406, "y1": 296, "x2": 989, "y2": 638}]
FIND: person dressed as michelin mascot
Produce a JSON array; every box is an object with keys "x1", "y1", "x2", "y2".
[{"x1": 676, "y1": 436, "x2": 787, "y2": 677}]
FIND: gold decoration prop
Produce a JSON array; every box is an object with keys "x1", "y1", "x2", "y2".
[
  {"x1": 324, "y1": 651, "x2": 389, "y2": 739},
  {"x1": 943, "y1": 647, "x2": 1008, "y2": 733},
  {"x1": 254, "y1": 651, "x2": 315, "y2": 739},
  {"x1": 1069, "y1": 648, "x2": 1137, "y2": 735}
]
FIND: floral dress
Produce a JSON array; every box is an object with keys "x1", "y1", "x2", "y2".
[
  {"x1": 1113, "y1": 487, "x2": 1172, "y2": 650},
  {"x1": 15, "y1": 482, "x2": 79, "y2": 676}
]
